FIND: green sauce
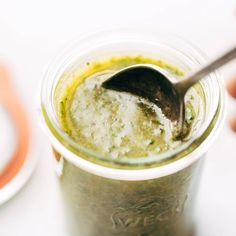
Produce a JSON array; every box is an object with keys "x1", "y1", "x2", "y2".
[{"x1": 55, "y1": 55, "x2": 203, "y2": 161}]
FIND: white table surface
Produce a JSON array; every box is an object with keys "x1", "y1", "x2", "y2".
[{"x1": 0, "y1": 0, "x2": 236, "y2": 235}]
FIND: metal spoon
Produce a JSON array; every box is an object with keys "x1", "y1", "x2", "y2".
[{"x1": 102, "y1": 46, "x2": 236, "y2": 136}]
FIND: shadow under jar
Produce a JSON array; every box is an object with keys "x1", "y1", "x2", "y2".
[{"x1": 40, "y1": 29, "x2": 225, "y2": 236}]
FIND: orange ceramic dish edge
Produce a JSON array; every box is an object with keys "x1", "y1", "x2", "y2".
[{"x1": 0, "y1": 66, "x2": 30, "y2": 188}]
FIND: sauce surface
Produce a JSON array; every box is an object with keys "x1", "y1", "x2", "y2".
[{"x1": 56, "y1": 56, "x2": 203, "y2": 159}]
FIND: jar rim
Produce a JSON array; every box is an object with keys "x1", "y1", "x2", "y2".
[{"x1": 40, "y1": 29, "x2": 226, "y2": 180}]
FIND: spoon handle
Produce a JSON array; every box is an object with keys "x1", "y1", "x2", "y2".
[{"x1": 176, "y1": 46, "x2": 236, "y2": 93}]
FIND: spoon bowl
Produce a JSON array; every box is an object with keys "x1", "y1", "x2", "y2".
[{"x1": 102, "y1": 64, "x2": 184, "y2": 121}]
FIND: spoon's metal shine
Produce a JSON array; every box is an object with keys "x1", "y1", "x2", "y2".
[{"x1": 102, "y1": 46, "x2": 236, "y2": 137}]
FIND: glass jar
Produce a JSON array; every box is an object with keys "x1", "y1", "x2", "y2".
[{"x1": 40, "y1": 29, "x2": 225, "y2": 236}]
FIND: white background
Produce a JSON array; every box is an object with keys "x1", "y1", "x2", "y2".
[{"x1": 0, "y1": 0, "x2": 236, "y2": 235}]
